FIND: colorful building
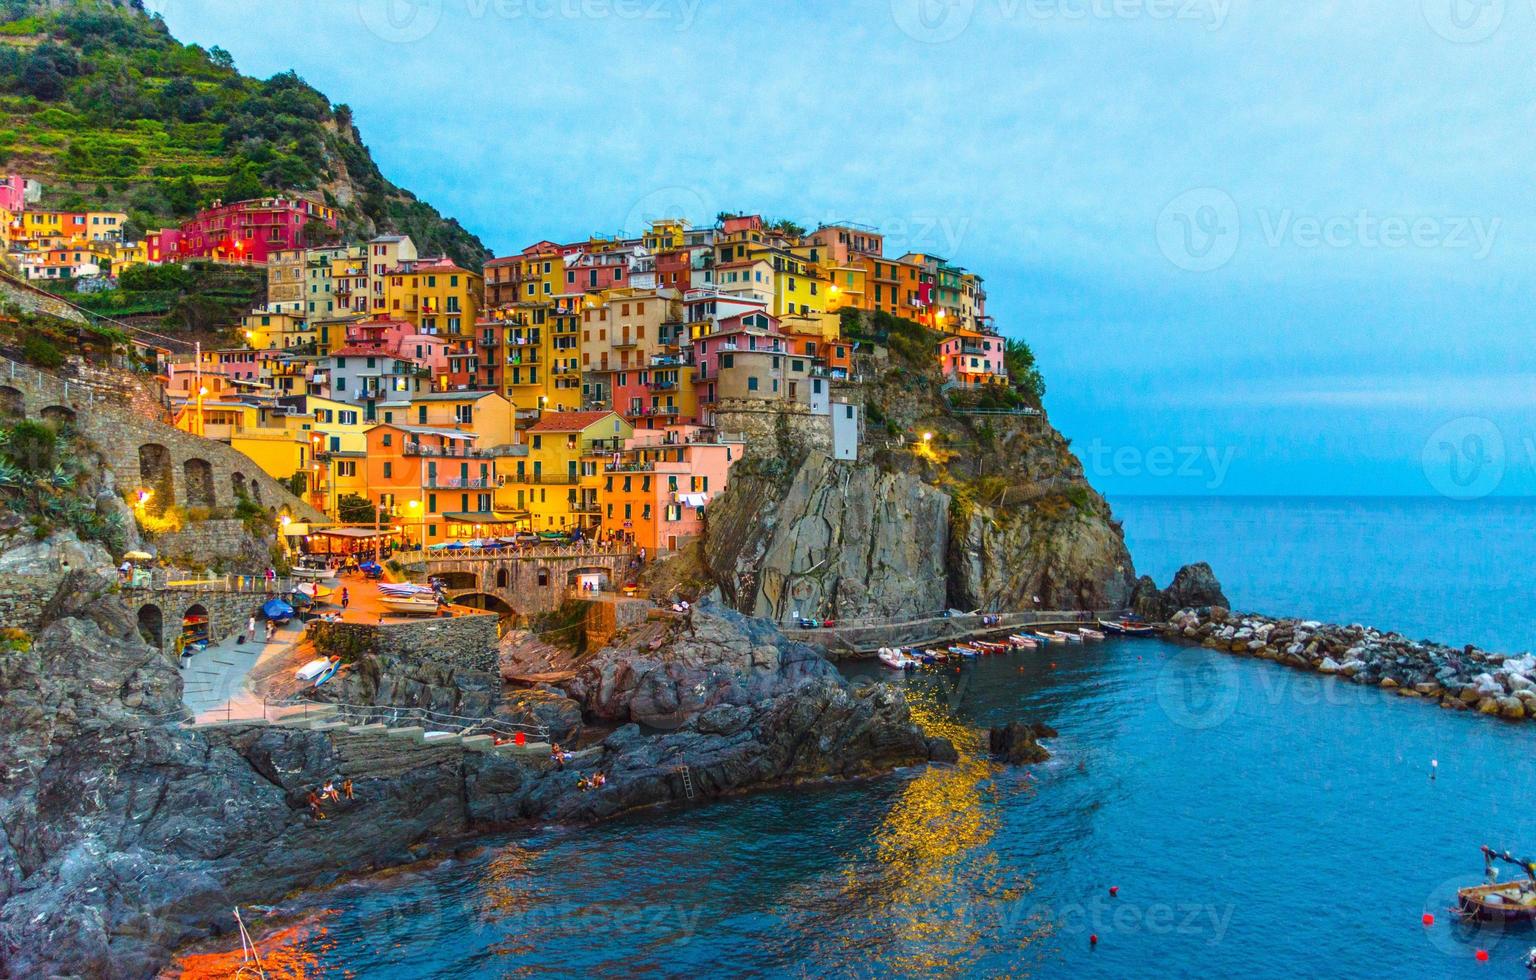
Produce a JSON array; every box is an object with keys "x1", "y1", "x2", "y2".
[
  {"x1": 156, "y1": 196, "x2": 337, "y2": 264},
  {"x1": 499, "y1": 410, "x2": 632, "y2": 532},
  {"x1": 600, "y1": 425, "x2": 743, "y2": 554}
]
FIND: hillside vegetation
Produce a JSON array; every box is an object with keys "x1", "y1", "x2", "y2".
[{"x1": 0, "y1": 0, "x2": 488, "y2": 267}]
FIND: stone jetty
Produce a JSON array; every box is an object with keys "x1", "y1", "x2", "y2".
[{"x1": 1163, "y1": 606, "x2": 1536, "y2": 720}]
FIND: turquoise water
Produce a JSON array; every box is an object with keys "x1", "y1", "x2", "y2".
[
  {"x1": 230, "y1": 498, "x2": 1536, "y2": 978},
  {"x1": 1115, "y1": 495, "x2": 1536, "y2": 653}
]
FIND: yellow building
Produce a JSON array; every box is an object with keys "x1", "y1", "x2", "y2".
[
  {"x1": 497, "y1": 410, "x2": 632, "y2": 532},
  {"x1": 381, "y1": 257, "x2": 481, "y2": 336},
  {"x1": 409, "y1": 389, "x2": 517, "y2": 447},
  {"x1": 242, "y1": 310, "x2": 313, "y2": 351}
]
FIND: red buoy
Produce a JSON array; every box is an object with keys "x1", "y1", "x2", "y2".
[
  {"x1": 1109, "y1": 886, "x2": 1119, "y2": 897},
  {"x1": 1476, "y1": 949, "x2": 1489, "y2": 962},
  {"x1": 1422, "y1": 913, "x2": 1434, "y2": 926},
  {"x1": 1089, "y1": 934, "x2": 1098, "y2": 946}
]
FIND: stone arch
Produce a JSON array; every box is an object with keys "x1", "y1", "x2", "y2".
[
  {"x1": 182, "y1": 458, "x2": 215, "y2": 509},
  {"x1": 136, "y1": 603, "x2": 164, "y2": 649},
  {"x1": 248, "y1": 480, "x2": 262, "y2": 503},
  {"x1": 40, "y1": 405, "x2": 75, "y2": 427},
  {"x1": 495, "y1": 567, "x2": 509, "y2": 589},
  {"x1": 179, "y1": 602, "x2": 210, "y2": 652},
  {"x1": 452, "y1": 592, "x2": 515, "y2": 616},
  {"x1": 536, "y1": 566, "x2": 550, "y2": 587},
  {"x1": 231, "y1": 471, "x2": 248, "y2": 500},
  {"x1": 138, "y1": 443, "x2": 174, "y2": 514},
  {"x1": 436, "y1": 570, "x2": 479, "y2": 591},
  {"x1": 0, "y1": 386, "x2": 22, "y2": 417}
]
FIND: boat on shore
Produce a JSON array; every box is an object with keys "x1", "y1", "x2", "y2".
[
  {"x1": 380, "y1": 595, "x2": 441, "y2": 616},
  {"x1": 1099, "y1": 619, "x2": 1155, "y2": 637},
  {"x1": 878, "y1": 647, "x2": 915, "y2": 670},
  {"x1": 291, "y1": 565, "x2": 334, "y2": 580}
]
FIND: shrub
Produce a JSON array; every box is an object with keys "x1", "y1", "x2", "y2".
[
  {"x1": 2, "y1": 420, "x2": 58, "y2": 473},
  {"x1": 20, "y1": 334, "x2": 64, "y2": 369}
]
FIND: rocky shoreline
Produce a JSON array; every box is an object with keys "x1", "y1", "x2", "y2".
[
  {"x1": 1162, "y1": 606, "x2": 1536, "y2": 720},
  {"x1": 0, "y1": 534, "x2": 950, "y2": 978}
]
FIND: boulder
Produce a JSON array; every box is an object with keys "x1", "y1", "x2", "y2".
[
  {"x1": 987, "y1": 721, "x2": 1052, "y2": 765},
  {"x1": 1498, "y1": 697, "x2": 1526, "y2": 720},
  {"x1": 1318, "y1": 657, "x2": 1341, "y2": 674}
]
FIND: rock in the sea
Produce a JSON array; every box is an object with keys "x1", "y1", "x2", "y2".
[
  {"x1": 1132, "y1": 562, "x2": 1229, "y2": 622},
  {"x1": 987, "y1": 721, "x2": 1053, "y2": 765}
]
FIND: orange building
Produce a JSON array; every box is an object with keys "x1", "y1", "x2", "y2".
[{"x1": 362, "y1": 423, "x2": 508, "y2": 547}]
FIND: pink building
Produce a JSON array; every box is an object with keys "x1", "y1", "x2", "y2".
[
  {"x1": 605, "y1": 424, "x2": 745, "y2": 554},
  {"x1": 344, "y1": 319, "x2": 453, "y2": 376},
  {"x1": 938, "y1": 332, "x2": 1007, "y2": 386},
  {"x1": 159, "y1": 196, "x2": 337, "y2": 264},
  {"x1": 0, "y1": 175, "x2": 29, "y2": 213},
  {"x1": 692, "y1": 310, "x2": 788, "y2": 405},
  {"x1": 164, "y1": 348, "x2": 278, "y2": 397}
]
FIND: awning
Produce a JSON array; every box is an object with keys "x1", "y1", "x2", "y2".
[
  {"x1": 442, "y1": 511, "x2": 524, "y2": 524},
  {"x1": 678, "y1": 493, "x2": 708, "y2": 507},
  {"x1": 314, "y1": 527, "x2": 393, "y2": 538}
]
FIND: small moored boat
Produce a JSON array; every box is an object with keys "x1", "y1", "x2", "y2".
[
  {"x1": 1053, "y1": 630, "x2": 1084, "y2": 644},
  {"x1": 1079, "y1": 628, "x2": 1105, "y2": 641},
  {"x1": 878, "y1": 647, "x2": 914, "y2": 670},
  {"x1": 380, "y1": 595, "x2": 441, "y2": 615},
  {"x1": 1008, "y1": 634, "x2": 1040, "y2": 649},
  {"x1": 1033, "y1": 631, "x2": 1064, "y2": 644},
  {"x1": 1459, "y1": 847, "x2": 1536, "y2": 922}
]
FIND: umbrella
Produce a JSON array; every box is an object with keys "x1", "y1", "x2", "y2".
[
  {"x1": 428, "y1": 542, "x2": 452, "y2": 551},
  {"x1": 359, "y1": 560, "x2": 383, "y2": 573},
  {"x1": 261, "y1": 598, "x2": 294, "y2": 621},
  {"x1": 123, "y1": 550, "x2": 152, "y2": 561}
]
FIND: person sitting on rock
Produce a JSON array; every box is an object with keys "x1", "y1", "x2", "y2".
[
  {"x1": 551, "y1": 743, "x2": 565, "y2": 769},
  {"x1": 306, "y1": 790, "x2": 326, "y2": 820},
  {"x1": 322, "y1": 779, "x2": 340, "y2": 802}
]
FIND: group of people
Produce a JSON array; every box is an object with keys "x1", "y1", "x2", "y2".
[
  {"x1": 305, "y1": 777, "x2": 356, "y2": 820},
  {"x1": 577, "y1": 771, "x2": 607, "y2": 791}
]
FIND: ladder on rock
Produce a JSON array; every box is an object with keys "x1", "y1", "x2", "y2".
[{"x1": 677, "y1": 764, "x2": 695, "y2": 800}]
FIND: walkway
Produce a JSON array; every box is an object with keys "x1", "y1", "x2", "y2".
[{"x1": 183, "y1": 616, "x2": 305, "y2": 721}]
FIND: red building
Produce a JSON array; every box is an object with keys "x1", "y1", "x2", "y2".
[{"x1": 157, "y1": 196, "x2": 337, "y2": 264}]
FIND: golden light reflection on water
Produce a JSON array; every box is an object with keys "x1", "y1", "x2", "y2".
[
  {"x1": 166, "y1": 914, "x2": 337, "y2": 980},
  {"x1": 840, "y1": 685, "x2": 1050, "y2": 979}
]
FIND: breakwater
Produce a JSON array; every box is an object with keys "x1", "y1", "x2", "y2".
[{"x1": 1162, "y1": 606, "x2": 1536, "y2": 720}]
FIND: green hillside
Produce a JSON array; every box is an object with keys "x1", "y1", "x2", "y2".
[{"x1": 0, "y1": 0, "x2": 489, "y2": 268}]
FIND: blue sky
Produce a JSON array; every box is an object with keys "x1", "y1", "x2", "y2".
[{"x1": 150, "y1": 0, "x2": 1535, "y2": 497}]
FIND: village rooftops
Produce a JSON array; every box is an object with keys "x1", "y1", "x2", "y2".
[
  {"x1": 409, "y1": 389, "x2": 500, "y2": 402},
  {"x1": 371, "y1": 423, "x2": 477, "y2": 440},
  {"x1": 524, "y1": 410, "x2": 625, "y2": 433}
]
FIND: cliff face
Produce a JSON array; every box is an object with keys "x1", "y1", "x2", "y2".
[{"x1": 705, "y1": 338, "x2": 1135, "y2": 628}]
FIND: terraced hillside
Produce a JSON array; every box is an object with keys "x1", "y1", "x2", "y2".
[{"x1": 0, "y1": 0, "x2": 488, "y2": 267}]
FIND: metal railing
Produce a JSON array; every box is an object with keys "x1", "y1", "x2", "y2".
[{"x1": 265, "y1": 697, "x2": 550, "y2": 740}]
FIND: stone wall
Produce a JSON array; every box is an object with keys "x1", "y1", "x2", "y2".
[
  {"x1": 310, "y1": 612, "x2": 499, "y2": 674},
  {"x1": 712, "y1": 398, "x2": 832, "y2": 461},
  {"x1": 0, "y1": 271, "x2": 87, "y2": 324},
  {"x1": 118, "y1": 586, "x2": 264, "y2": 658},
  {"x1": 150, "y1": 519, "x2": 263, "y2": 566}
]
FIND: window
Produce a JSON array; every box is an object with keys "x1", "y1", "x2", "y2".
[
  {"x1": 747, "y1": 376, "x2": 759, "y2": 391},
  {"x1": 383, "y1": 461, "x2": 393, "y2": 478}
]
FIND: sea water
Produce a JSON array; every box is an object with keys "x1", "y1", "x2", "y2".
[{"x1": 198, "y1": 497, "x2": 1536, "y2": 978}]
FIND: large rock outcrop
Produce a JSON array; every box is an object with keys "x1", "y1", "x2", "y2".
[
  {"x1": 1130, "y1": 562, "x2": 1229, "y2": 622},
  {"x1": 0, "y1": 539, "x2": 940, "y2": 977}
]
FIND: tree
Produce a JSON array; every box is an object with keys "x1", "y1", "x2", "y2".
[
  {"x1": 207, "y1": 45, "x2": 234, "y2": 71},
  {"x1": 1004, "y1": 339, "x2": 1046, "y2": 401},
  {"x1": 221, "y1": 165, "x2": 264, "y2": 203},
  {"x1": 336, "y1": 494, "x2": 377, "y2": 524}
]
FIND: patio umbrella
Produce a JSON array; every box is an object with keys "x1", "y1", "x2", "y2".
[
  {"x1": 123, "y1": 550, "x2": 152, "y2": 561},
  {"x1": 261, "y1": 598, "x2": 294, "y2": 621}
]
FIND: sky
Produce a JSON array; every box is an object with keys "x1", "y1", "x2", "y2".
[{"x1": 148, "y1": 0, "x2": 1535, "y2": 497}]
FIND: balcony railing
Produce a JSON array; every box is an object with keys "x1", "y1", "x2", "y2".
[
  {"x1": 402, "y1": 442, "x2": 492, "y2": 458},
  {"x1": 423, "y1": 476, "x2": 493, "y2": 489},
  {"x1": 504, "y1": 472, "x2": 579, "y2": 485}
]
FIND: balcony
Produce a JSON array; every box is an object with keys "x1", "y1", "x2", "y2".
[
  {"x1": 505, "y1": 353, "x2": 541, "y2": 366},
  {"x1": 505, "y1": 472, "x2": 579, "y2": 485},
  {"x1": 402, "y1": 442, "x2": 491, "y2": 458},
  {"x1": 423, "y1": 475, "x2": 494, "y2": 489},
  {"x1": 648, "y1": 379, "x2": 677, "y2": 391},
  {"x1": 611, "y1": 336, "x2": 641, "y2": 349},
  {"x1": 569, "y1": 500, "x2": 601, "y2": 513}
]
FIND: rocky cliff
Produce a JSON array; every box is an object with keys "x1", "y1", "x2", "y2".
[
  {"x1": 0, "y1": 537, "x2": 940, "y2": 977},
  {"x1": 705, "y1": 332, "x2": 1135, "y2": 628}
]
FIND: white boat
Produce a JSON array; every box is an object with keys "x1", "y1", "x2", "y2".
[
  {"x1": 878, "y1": 647, "x2": 914, "y2": 669},
  {"x1": 380, "y1": 595, "x2": 441, "y2": 615},
  {"x1": 1033, "y1": 631, "x2": 1064, "y2": 644},
  {"x1": 1053, "y1": 630, "x2": 1084, "y2": 644},
  {"x1": 1008, "y1": 634, "x2": 1040, "y2": 649},
  {"x1": 1079, "y1": 628, "x2": 1106, "y2": 641},
  {"x1": 294, "y1": 657, "x2": 333, "y2": 681},
  {"x1": 291, "y1": 565, "x2": 333, "y2": 580}
]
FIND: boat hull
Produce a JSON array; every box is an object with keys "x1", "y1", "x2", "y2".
[
  {"x1": 380, "y1": 598, "x2": 440, "y2": 616},
  {"x1": 1458, "y1": 883, "x2": 1536, "y2": 922}
]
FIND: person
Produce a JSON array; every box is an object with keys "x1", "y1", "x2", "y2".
[
  {"x1": 246, "y1": 616, "x2": 257, "y2": 642},
  {"x1": 306, "y1": 789, "x2": 326, "y2": 820},
  {"x1": 118, "y1": 560, "x2": 132, "y2": 583},
  {"x1": 322, "y1": 779, "x2": 340, "y2": 802},
  {"x1": 342, "y1": 778, "x2": 354, "y2": 800},
  {"x1": 551, "y1": 743, "x2": 565, "y2": 769},
  {"x1": 340, "y1": 587, "x2": 350, "y2": 611},
  {"x1": 264, "y1": 620, "x2": 275, "y2": 642},
  {"x1": 265, "y1": 567, "x2": 276, "y2": 586}
]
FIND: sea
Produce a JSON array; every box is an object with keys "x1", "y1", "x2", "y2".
[{"x1": 178, "y1": 496, "x2": 1536, "y2": 979}]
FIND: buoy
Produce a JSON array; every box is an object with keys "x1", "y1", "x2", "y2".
[
  {"x1": 1109, "y1": 886, "x2": 1118, "y2": 897},
  {"x1": 1089, "y1": 934, "x2": 1098, "y2": 946},
  {"x1": 1050, "y1": 662, "x2": 1057, "y2": 669},
  {"x1": 1475, "y1": 949, "x2": 1488, "y2": 962},
  {"x1": 1431, "y1": 759, "x2": 1438, "y2": 780},
  {"x1": 1422, "y1": 912, "x2": 1434, "y2": 926}
]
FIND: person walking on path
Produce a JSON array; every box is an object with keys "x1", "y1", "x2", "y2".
[
  {"x1": 246, "y1": 616, "x2": 257, "y2": 642},
  {"x1": 340, "y1": 587, "x2": 350, "y2": 611}
]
